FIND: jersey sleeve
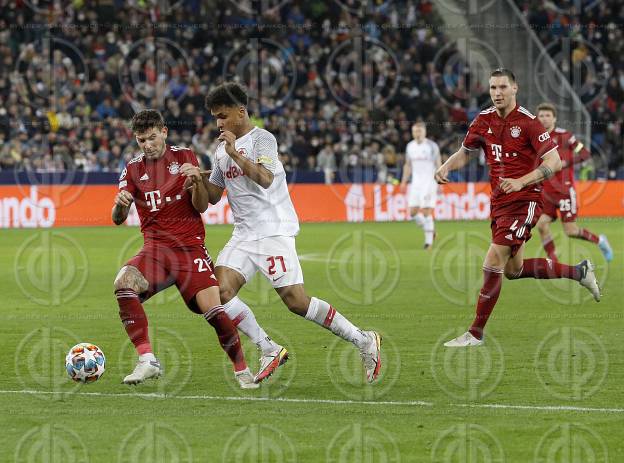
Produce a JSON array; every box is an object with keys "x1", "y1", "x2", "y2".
[
  {"x1": 118, "y1": 165, "x2": 137, "y2": 196},
  {"x1": 528, "y1": 119, "x2": 558, "y2": 157},
  {"x1": 252, "y1": 131, "x2": 279, "y2": 173},
  {"x1": 432, "y1": 141, "x2": 441, "y2": 163},
  {"x1": 208, "y1": 150, "x2": 226, "y2": 188},
  {"x1": 462, "y1": 116, "x2": 485, "y2": 152},
  {"x1": 185, "y1": 148, "x2": 200, "y2": 167}
]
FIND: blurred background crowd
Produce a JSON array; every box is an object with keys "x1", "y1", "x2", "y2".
[{"x1": 0, "y1": 0, "x2": 621, "y2": 181}]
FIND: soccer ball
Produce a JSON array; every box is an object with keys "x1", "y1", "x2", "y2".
[{"x1": 65, "y1": 343, "x2": 106, "y2": 383}]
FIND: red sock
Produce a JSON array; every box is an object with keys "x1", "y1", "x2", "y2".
[
  {"x1": 469, "y1": 268, "x2": 503, "y2": 340},
  {"x1": 204, "y1": 306, "x2": 247, "y2": 372},
  {"x1": 116, "y1": 289, "x2": 152, "y2": 355},
  {"x1": 518, "y1": 258, "x2": 580, "y2": 280},
  {"x1": 542, "y1": 238, "x2": 558, "y2": 262},
  {"x1": 575, "y1": 229, "x2": 599, "y2": 244}
]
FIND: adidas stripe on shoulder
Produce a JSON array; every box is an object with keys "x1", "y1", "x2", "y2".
[
  {"x1": 127, "y1": 153, "x2": 144, "y2": 165},
  {"x1": 479, "y1": 106, "x2": 496, "y2": 115},
  {"x1": 517, "y1": 106, "x2": 536, "y2": 119}
]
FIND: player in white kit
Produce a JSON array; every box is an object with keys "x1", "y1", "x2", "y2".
[
  {"x1": 400, "y1": 122, "x2": 441, "y2": 249},
  {"x1": 201, "y1": 83, "x2": 382, "y2": 384}
]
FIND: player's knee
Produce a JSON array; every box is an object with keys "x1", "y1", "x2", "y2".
[
  {"x1": 113, "y1": 266, "x2": 148, "y2": 293},
  {"x1": 563, "y1": 227, "x2": 577, "y2": 237},
  {"x1": 504, "y1": 270, "x2": 520, "y2": 280},
  {"x1": 219, "y1": 285, "x2": 236, "y2": 304}
]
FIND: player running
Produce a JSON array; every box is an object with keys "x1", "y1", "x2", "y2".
[
  {"x1": 202, "y1": 82, "x2": 382, "y2": 383},
  {"x1": 401, "y1": 122, "x2": 441, "y2": 249},
  {"x1": 112, "y1": 109, "x2": 257, "y2": 389},
  {"x1": 435, "y1": 68, "x2": 601, "y2": 347},
  {"x1": 534, "y1": 102, "x2": 613, "y2": 262}
]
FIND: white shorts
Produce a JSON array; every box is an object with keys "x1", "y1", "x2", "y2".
[
  {"x1": 216, "y1": 236, "x2": 304, "y2": 288},
  {"x1": 408, "y1": 182, "x2": 437, "y2": 208}
]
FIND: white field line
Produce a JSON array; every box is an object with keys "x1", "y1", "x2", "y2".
[{"x1": 1, "y1": 389, "x2": 623, "y2": 414}]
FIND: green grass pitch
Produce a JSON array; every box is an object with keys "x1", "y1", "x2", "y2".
[{"x1": 1, "y1": 219, "x2": 622, "y2": 461}]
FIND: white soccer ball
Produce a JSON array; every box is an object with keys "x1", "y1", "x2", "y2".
[{"x1": 65, "y1": 343, "x2": 106, "y2": 383}]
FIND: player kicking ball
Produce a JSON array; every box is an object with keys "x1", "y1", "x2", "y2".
[
  {"x1": 534, "y1": 103, "x2": 613, "y2": 263},
  {"x1": 201, "y1": 82, "x2": 382, "y2": 383},
  {"x1": 435, "y1": 68, "x2": 601, "y2": 347},
  {"x1": 112, "y1": 109, "x2": 257, "y2": 389}
]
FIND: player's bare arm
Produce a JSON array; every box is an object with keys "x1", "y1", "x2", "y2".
[
  {"x1": 435, "y1": 147, "x2": 471, "y2": 184},
  {"x1": 180, "y1": 163, "x2": 209, "y2": 213},
  {"x1": 400, "y1": 160, "x2": 411, "y2": 190},
  {"x1": 197, "y1": 171, "x2": 225, "y2": 205},
  {"x1": 219, "y1": 130, "x2": 274, "y2": 189},
  {"x1": 499, "y1": 149, "x2": 562, "y2": 193},
  {"x1": 112, "y1": 190, "x2": 133, "y2": 225}
]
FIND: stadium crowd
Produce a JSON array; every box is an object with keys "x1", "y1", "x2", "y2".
[
  {"x1": 0, "y1": 0, "x2": 621, "y2": 179},
  {"x1": 515, "y1": 0, "x2": 623, "y2": 177}
]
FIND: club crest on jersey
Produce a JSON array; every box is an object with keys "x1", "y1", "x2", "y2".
[
  {"x1": 510, "y1": 126, "x2": 521, "y2": 138},
  {"x1": 168, "y1": 161, "x2": 180, "y2": 175},
  {"x1": 238, "y1": 148, "x2": 247, "y2": 157}
]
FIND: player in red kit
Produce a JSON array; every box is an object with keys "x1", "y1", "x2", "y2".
[
  {"x1": 534, "y1": 103, "x2": 613, "y2": 262},
  {"x1": 435, "y1": 69, "x2": 601, "y2": 347},
  {"x1": 111, "y1": 110, "x2": 257, "y2": 388}
]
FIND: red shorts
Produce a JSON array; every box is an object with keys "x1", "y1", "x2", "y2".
[
  {"x1": 491, "y1": 200, "x2": 541, "y2": 257},
  {"x1": 126, "y1": 243, "x2": 218, "y2": 314},
  {"x1": 541, "y1": 187, "x2": 578, "y2": 223}
]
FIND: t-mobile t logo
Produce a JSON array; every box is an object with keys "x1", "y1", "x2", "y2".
[{"x1": 145, "y1": 190, "x2": 162, "y2": 212}]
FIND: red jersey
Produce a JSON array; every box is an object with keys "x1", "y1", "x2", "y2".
[
  {"x1": 542, "y1": 127, "x2": 590, "y2": 196},
  {"x1": 462, "y1": 104, "x2": 558, "y2": 209},
  {"x1": 118, "y1": 144, "x2": 205, "y2": 247}
]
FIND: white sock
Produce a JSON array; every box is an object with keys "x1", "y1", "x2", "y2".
[
  {"x1": 304, "y1": 297, "x2": 368, "y2": 348},
  {"x1": 414, "y1": 212, "x2": 425, "y2": 228},
  {"x1": 139, "y1": 352, "x2": 156, "y2": 363},
  {"x1": 424, "y1": 215, "x2": 435, "y2": 245},
  {"x1": 223, "y1": 296, "x2": 278, "y2": 355}
]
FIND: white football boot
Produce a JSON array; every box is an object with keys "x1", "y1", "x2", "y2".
[
  {"x1": 577, "y1": 259, "x2": 601, "y2": 302},
  {"x1": 359, "y1": 331, "x2": 382, "y2": 383},
  {"x1": 123, "y1": 359, "x2": 162, "y2": 385},
  {"x1": 235, "y1": 368, "x2": 260, "y2": 389},
  {"x1": 254, "y1": 346, "x2": 289, "y2": 384},
  {"x1": 444, "y1": 331, "x2": 484, "y2": 347}
]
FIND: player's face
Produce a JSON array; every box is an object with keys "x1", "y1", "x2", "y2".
[
  {"x1": 211, "y1": 105, "x2": 246, "y2": 136},
  {"x1": 489, "y1": 76, "x2": 517, "y2": 112},
  {"x1": 537, "y1": 110, "x2": 556, "y2": 131},
  {"x1": 135, "y1": 126, "x2": 168, "y2": 160},
  {"x1": 412, "y1": 124, "x2": 426, "y2": 140}
]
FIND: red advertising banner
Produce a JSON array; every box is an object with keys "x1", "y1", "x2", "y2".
[{"x1": 0, "y1": 182, "x2": 622, "y2": 228}]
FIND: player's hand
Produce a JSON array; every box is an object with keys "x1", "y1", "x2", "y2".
[
  {"x1": 399, "y1": 182, "x2": 407, "y2": 193},
  {"x1": 218, "y1": 131, "x2": 238, "y2": 158},
  {"x1": 435, "y1": 165, "x2": 449, "y2": 184},
  {"x1": 180, "y1": 163, "x2": 201, "y2": 187},
  {"x1": 114, "y1": 190, "x2": 134, "y2": 208},
  {"x1": 499, "y1": 177, "x2": 524, "y2": 193}
]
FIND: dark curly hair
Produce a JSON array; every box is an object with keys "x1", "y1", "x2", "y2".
[
  {"x1": 205, "y1": 82, "x2": 249, "y2": 110},
  {"x1": 131, "y1": 109, "x2": 165, "y2": 134}
]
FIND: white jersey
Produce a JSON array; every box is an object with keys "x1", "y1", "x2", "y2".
[
  {"x1": 406, "y1": 138, "x2": 440, "y2": 186},
  {"x1": 209, "y1": 127, "x2": 299, "y2": 241}
]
